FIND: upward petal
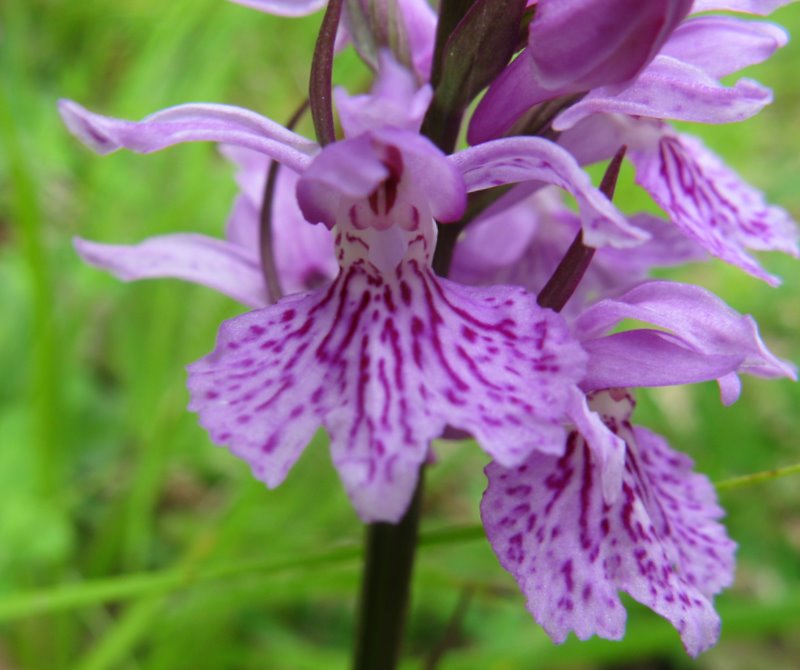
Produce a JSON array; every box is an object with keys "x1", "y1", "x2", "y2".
[
  {"x1": 58, "y1": 100, "x2": 317, "y2": 174},
  {"x1": 451, "y1": 138, "x2": 647, "y2": 248},
  {"x1": 553, "y1": 56, "x2": 772, "y2": 131},
  {"x1": 188, "y1": 258, "x2": 587, "y2": 522},
  {"x1": 574, "y1": 280, "x2": 797, "y2": 398}
]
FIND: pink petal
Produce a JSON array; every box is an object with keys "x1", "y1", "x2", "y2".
[
  {"x1": 188, "y1": 260, "x2": 587, "y2": 522},
  {"x1": 59, "y1": 100, "x2": 317, "y2": 174},
  {"x1": 482, "y1": 392, "x2": 735, "y2": 656},
  {"x1": 575, "y1": 280, "x2": 797, "y2": 397},
  {"x1": 662, "y1": 16, "x2": 787, "y2": 78},
  {"x1": 75, "y1": 234, "x2": 269, "y2": 308},
  {"x1": 451, "y1": 138, "x2": 647, "y2": 248},
  {"x1": 630, "y1": 132, "x2": 799, "y2": 284},
  {"x1": 553, "y1": 56, "x2": 773, "y2": 131}
]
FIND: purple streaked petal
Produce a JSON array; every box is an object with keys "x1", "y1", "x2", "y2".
[
  {"x1": 227, "y1": 0, "x2": 326, "y2": 16},
  {"x1": 692, "y1": 0, "x2": 797, "y2": 14},
  {"x1": 662, "y1": 16, "x2": 788, "y2": 78},
  {"x1": 566, "y1": 387, "x2": 625, "y2": 501},
  {"x1": 75, "y1": 234, "x2": 269, "y2": 308},
  {"x1": 451, "y1": 138, "x2": 646, "y2": 248},
  {"x1": 482, "y1": 403, "x2": 734, "y2": 656},
  {"x1": 187, "y1": 260, "x2": 587, "y2": 521},
  {"x1": 631, "y1": 132, "x2": 800, "y2": 284},
  {"x1": 553, "y1": 56, "x2": 773, "y2": 131},
  {"x1": 58, "y1": 100, "x2": 317, "y2": 174}
]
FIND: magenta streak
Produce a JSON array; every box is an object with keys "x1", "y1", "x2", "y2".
[
  {"x1": 543, "y1": 441, "x2": 576, "y2": 515},
  {"x1": 349, "y1": 332, "x2": 371, "y2": 444},
  {"x1": 254, "y1": 378, "x2": 292, "y2": 412},
  {"x1": 454, "y1": 345, "x2": 502, "y2": 390},
  {"x1": 314, "y1": 269, "x2": 355, "y2": 358},
  {"x1": 383, "y1": 318, "x2": 405, "y2": 391},
  {"x1": 424, "y1": 267, "x2": 517, "y2": 339},
  {"x1": 408, "y1": 263, "x2": 469, "y2": 392},
  {"x1": 377, "y1": 358, "x2": 392, "y2": 428},
  {"x1": 578, "y1": 441, "x2": 594, "y2": 551},
  {"x1": 336, "y1": 290, "x2": 372, "y2": 357},
  {"x1": 345, "y1": 232, "x2": 370, "y2": 250}
]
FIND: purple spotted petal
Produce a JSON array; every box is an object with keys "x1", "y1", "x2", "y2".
[
  {"x1": 58, "y1": 100, "x2": 317, "y2": 173},
  {"x1": 451, "y1": 138, "x2": 646, "y2": 248},
  {"x1": 553, "y1": 56, "x2": 773, "y2": 131},
  {"x1": 692, "y1": 0, "x2": 797, "y2": 14},
  {"x1": 188, "y1": 259, "x2": 587, "y2": 522},
  {"x1": 74, "y1": 234, "x2": 269, "y2": 308},
  {"x1": 630, "y1": 132, "x2": 799, "y2": 284},
  {"x1": 662, "y1": 16, "x2": 787, "y2": 78},
  {"x1": 227, "y1": 0, "x2": 326, "y2": 16},
  {"x1": 575, "y1": 281, "x2": 797, "y2": 398},
  {"x1": 482, "y1": 392, "x2": 735, "y2": 656}
]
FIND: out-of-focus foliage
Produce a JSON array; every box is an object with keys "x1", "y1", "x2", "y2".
[{"x1": 0, "y1": 0, "x2": 799, "y2": 668}]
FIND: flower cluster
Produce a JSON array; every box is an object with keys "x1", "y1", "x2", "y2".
[{"x1": 61, "y1": 0, "x2": 797, "y2": 657}]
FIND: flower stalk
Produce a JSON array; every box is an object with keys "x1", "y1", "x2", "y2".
[{"x1": 353, "y1": 472, "x2": 425, "y2": 670}]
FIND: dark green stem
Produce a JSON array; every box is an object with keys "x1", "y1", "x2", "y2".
[{"x1": 353, "y1": 472, "x2": 425, "y2": 670}]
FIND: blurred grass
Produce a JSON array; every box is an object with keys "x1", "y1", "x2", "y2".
[{"x1": 1, "y1": 0, "x2": 800, "y2": 668}]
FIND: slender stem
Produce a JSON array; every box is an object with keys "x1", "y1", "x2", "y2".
[
  {"x1": 259, "y1": 100, "x2": 310, "y2": 300},
  {"x1": 309, "y1": 0, "x2": 343, "y2": 146},
  {"x1": 537, "y1": 146, "x2": 627, "y2": 312},
  {"x1": 353, "y1": 472, "x2": 425, "y2": 670}
]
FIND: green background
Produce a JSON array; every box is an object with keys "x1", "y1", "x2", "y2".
[{"x1": 1, "y1": 1, "x2": 799, "y2": 668}]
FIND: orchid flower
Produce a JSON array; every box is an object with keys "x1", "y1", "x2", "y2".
[
  {"x1": 470, "y1": 0, "x2": 792, "y2": 142},
  {"x1": 467, "y1": 0, "x2": 799, "y2": 285},
  {"x1": 483, "y1": 389, "x2": 736, "y2": 656},
  {"x1": 480, "y1": 278, "x2": 794, "y2": 654},
  {"x1": 60, "y1": 55, "x2": 644, "y2": 522}
]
